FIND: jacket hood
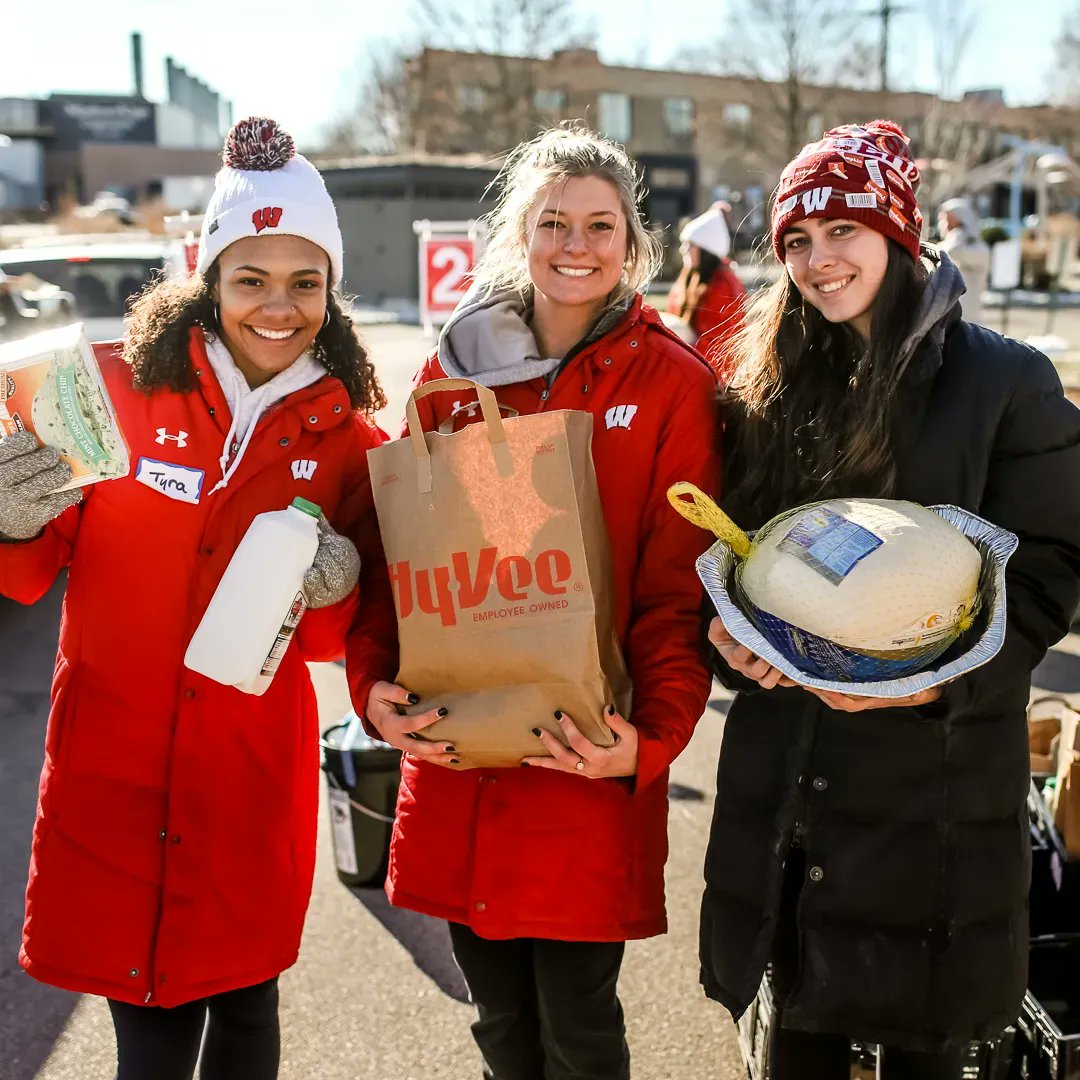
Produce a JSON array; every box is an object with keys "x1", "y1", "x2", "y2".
[
  {"x1": 436, "y1": 282, "x2": 634, "y2": 388},
  {"x1": 895, "y1": 246, "x2": 966, "y2": 380}
]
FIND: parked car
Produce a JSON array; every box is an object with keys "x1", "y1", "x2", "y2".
[{"x1": 0, "y1": 238, "x2": 185, "y2": 342}]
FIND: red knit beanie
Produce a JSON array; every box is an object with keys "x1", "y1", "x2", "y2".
[{"x1": 771, "y1": 119, "x2": 923, "y2": 263}]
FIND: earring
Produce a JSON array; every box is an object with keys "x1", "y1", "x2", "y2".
[
  {"x1": 321, "y1": 309, "x2": 330, "y2": 331},
  {"x1": 214, "y1": 303, "x2": 221, "y2": 327}
]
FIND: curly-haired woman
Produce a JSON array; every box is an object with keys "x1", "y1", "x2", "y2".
[{"x1": 0, "y1": 118, "x2": 385, "y2": 1080}]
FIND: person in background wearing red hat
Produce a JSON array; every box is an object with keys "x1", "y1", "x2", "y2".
[
  {"x1": 0, "y1": 118, "x2": 386, "y2": 1080},
  {"x1": 698, "y1": 120, "x2": 1080, "y2": 1078},
  {"x1": 664, "y1": 201, "x2": 746, "y2": 377}
]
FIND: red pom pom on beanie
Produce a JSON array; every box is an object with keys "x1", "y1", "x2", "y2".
[
  {"x1": 222, "y1": 117, "x2": 296, "y2": 171},
  {"x1": 770, "y1": 119, "x2": 924, "y2": 263}
]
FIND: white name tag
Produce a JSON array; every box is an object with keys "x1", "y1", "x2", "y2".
[{"x1": 135, "y1": 457, "x2": 204, "y2": 504}]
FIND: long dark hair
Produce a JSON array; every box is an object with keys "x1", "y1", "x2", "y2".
[
  {"x1": 723, "y1": 239, "x2": 927, "y2": 525},
  {"x1": 123, "y1": 265, "x2": 386, "y2": 414}
]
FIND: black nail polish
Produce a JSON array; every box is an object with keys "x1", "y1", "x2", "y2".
[
  {"x1": 437, "y1": 707, "x2": 449, "y2": 718},
  {"x1": 406, "y1": 693, "x2": 420, "y2": 705},
  {"x1": 405, "y1": 732, "x2": 418, "y2": 740},
  {"x1": 449, "y1": 757, "x2": 460, "y2": 765},
  {"x1": 531, "y1": 727, "x2": 542, "y2": 737},
  {"x1": 521, "y1": 761, "x2": 531, "y2": 767},
  {"x1": 607, "y1": 704, "x2": 616, "y2": 717},
  {"x1": 444, "y1": 745, "x2": 456, "y2": 753},
  {"x1": 553, "y1": 710, "x2": 563, "y2": 720}
]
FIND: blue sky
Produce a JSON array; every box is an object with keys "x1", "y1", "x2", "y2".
[{"x1": 0, "y1": 0, "x2": 1071, "y2": 148}]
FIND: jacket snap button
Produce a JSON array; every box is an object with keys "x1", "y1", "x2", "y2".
[
  {"x1": 308, "y1": 415, "x2": 318, "y2": 424},
  {"x1": 159, "y1": 830, "x2": 167, "y2": 840},
  {"x1": 629, "y1": 340, "x2": 638, "y2": 348},
  {"x1": 333, "y1": 404, "x2": 343, "y2": 414},
  {"x1": 475, "y1": 901, "x2": 486, "y2": 912},
  {"x1": 810, "y1": 866, "x2": 824, "y2": 883},
  {"x1": 604, "y1": 357, "x2": 612, "y2": 365},
  {"x1": 184, "y1": 689, "x2": 196, "y2": 699},
  {"x1": 581, "y1": 384, "x2": 588, "y2": 393},
  {"x1": 279, "y1": 437, "x2": 289, "y2": 447},
  {"x1": 195, "y1": 369, "x2": 202, "y2": 376},
  {"x1": 812, "y1": 777, "x2": 828, "y2": 792},
  {"x1": 208, "y1": 407, "x2": 215, "y2": 416},
  {"x1": 129, "y1": 967, "x2": 139, "y2": 977}
]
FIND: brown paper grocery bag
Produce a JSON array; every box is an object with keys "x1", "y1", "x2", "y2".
[{"x1": 367, "y1": 377, "x2": 632, "y2": 768}]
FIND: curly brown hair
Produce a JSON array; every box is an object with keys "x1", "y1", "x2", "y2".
[{"x1": 122, "y1": 265, "x2": 386, "y2": 414}]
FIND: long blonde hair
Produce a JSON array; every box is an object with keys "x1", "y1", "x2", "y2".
[{"x1": 473, "y1": 123, "x2": 664, "y2": 305}]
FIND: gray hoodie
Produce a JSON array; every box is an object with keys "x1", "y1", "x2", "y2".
[{"x1": 436, "y1": 282, "x2": 632, "y2": 388}]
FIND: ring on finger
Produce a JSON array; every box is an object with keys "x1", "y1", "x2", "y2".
[{"x1": 575, "y1": 758, "x2": 586, "y2": 772}]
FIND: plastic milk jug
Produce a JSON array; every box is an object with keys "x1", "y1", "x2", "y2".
[{"x1": 185, "y1": 497, "x2": 322, "y2": 696}]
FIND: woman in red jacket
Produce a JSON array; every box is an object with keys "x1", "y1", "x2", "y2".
[
  {"x1": 348, "y1": 125, "x2": 719, "y2": 1079},
  {"x1": 665, "y1": 202, "x2": 746, "y2": 377},
  {"x1": 0, "y1": 119, "x2": 385, "y2": 1080}
]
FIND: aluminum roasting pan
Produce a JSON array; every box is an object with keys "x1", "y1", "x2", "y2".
[{"x1": 698, "y1": 505, "x2": 1019, "y2": 698}]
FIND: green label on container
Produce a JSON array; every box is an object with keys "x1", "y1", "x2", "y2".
[{"x1": 55, "y1": 363, "x2": 108, "y2": 466}]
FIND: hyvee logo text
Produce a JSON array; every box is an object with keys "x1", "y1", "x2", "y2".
[{"x1": 390, "y1": 547, "x2": 573, "y2": 627}]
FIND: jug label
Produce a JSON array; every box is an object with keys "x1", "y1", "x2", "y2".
[{"x1": 260, "y1": 592, "x2": 307, "y2": 676}]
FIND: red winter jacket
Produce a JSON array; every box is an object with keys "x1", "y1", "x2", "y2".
[
  {"x1": 665, "y1": 262, "x2": 746, "y2": 377},
  {"x1": 2, "y1": 330, "x2": 384, "y2": 1007},
  {"x1": 348, "y1": 295, "x2": 720, "y2": 941}
]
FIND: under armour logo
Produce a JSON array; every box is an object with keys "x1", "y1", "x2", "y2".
[
  {"x1": 155, "y1": 428, "x2": 188, "y2": 447},
  {"x1": 604, "y1": 404, "x2": 638, "y2": 431},
  {"x1": 291, "y1": 459, "x2": 318, "y2": 481},
  {"x1": 451, "y1": 399, "x2": 480, "y2": 421}
]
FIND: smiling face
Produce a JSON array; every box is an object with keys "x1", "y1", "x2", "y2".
[
  {"x1": 781, "y1": 217, "x2": 889, "y2": 340},
  {"x1": 213, "y1": 234, "x2": 329, "y2": 387},
  {"x1": 525, "y1": 175, "x2": 628, "y2": 319}
]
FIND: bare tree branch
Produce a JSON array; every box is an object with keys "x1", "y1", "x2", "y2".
[
  {"x1": 670, "y1": 0, "x2": 875, "y2": 166},
  {"x1": 319, "y1": 0, "x2": 589, "y2": 155}
]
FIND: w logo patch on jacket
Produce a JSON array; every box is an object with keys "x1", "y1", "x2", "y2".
[
  {"x1": 291, "y1": 459, "x2": 318, "y2": 481},
  {"x1": 604, "y1": 404, "x2": 638, "y2": 431}
]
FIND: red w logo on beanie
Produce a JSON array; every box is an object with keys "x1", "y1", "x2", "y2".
[{"x1": 252, "y1": 206, "x2": 283, "y2": 233}]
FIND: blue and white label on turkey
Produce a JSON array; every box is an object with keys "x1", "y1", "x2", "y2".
[{"x1": 778, "y1": 507, "x2": 883, "y2": 586}]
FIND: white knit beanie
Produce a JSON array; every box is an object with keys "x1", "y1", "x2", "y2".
[
  {"x1": 680, "y1": 203, "x2": 731, "y2": 260},
  {"x1": 197, "y1": 117, "x2": 343, "y2": 285}
]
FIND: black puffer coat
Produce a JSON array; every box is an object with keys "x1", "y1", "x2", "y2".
[{"x1": 700, "y1": 258, "x2": 1080, "y2": 1052}]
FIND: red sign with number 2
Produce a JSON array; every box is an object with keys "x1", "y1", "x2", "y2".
[{"x1": 421, "y1": 237, "x2": 475, "y2": 319}]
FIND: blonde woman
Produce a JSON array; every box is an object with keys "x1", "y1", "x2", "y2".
[{"x1": 348, "y1": 125, "x2": 719, "y2": 1079}]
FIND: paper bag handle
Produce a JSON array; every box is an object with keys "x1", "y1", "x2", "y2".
[{"x1": 405, "y1": 378, "x2": 514, "y2": 494}]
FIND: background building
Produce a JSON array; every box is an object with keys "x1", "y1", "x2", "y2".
[{"x1": 0, "y1": 34, "x2": 227, "y2": 216}]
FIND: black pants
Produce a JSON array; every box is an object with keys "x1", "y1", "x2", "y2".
[
  {"x1": 448, "y1": 922, "x2": 630, "y2": 1080},
  {"x1": 107, "y1": 977, "x2": 280, "y2": 1080},
  {"x1": 768, "y1": 1023, "x2": 965, "y2": 1079}
]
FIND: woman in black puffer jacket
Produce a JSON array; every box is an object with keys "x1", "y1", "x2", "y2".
[{"x1": 699, "y1": 119, "x2": 1080, "y2": 1080}]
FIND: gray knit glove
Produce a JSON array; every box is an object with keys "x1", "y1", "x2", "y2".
[
  {"x1": 0, "y1": 431, "x2": 83, "y2": 541},
  {"x1": 303, "y1": 515, "x2": 360, "y2": 609}
]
